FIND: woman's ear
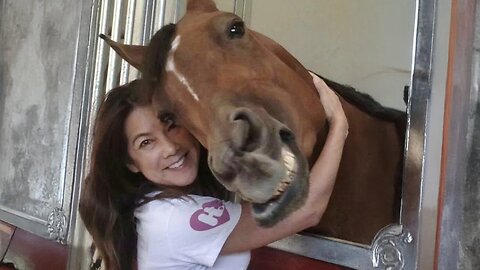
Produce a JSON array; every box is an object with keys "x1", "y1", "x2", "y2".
[{"x1": 126, "y1": 163, "x2": 140, "y2": 173}]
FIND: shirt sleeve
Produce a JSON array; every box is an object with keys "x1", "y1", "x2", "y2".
[{"x1": 166, "y1": 195, "x2": 242, "y2": 267}]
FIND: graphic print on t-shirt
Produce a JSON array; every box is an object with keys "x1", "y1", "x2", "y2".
[{"x1": 190, "y1": 199, "x2": 230, "y2": 231}]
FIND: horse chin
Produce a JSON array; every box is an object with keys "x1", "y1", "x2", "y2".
[{"x1": 251, "y1": 144, "x2": 309, "y2": 227}]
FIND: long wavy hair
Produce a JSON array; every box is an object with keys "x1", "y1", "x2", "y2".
[{"x1": 79, "y1": 79, "x2": 226, "y2": 270}]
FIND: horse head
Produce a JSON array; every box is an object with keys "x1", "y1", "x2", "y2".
[{"x1": 103, "y1": 0, "x2": 329, "y2": 227}]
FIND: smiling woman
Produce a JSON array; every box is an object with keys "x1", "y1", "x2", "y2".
[
  {"x1": 79, "y1": 79, "x2": 229, "y2": 270},
  {"x1": 124, "y1": 105, "x2": 200, "y2": 187},
  {"x1": 78, "y1": 70, "x2": 347, "y2": 270}
]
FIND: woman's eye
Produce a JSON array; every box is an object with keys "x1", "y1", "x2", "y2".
[
  {"x1": 139, "y1": 139, "x2": 152, "y2": 148},
  {"x1": 159, "y1": 112, "x2": 174, "y2": 123},
  {"x1": 159, "y1": 112, "x2": 178, "y2": 131},
  {"x1": 167, "y1": 121, "x2": 178, "y2": 131}
]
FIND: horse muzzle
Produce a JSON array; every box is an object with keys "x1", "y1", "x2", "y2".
[{"x1": 207, "y1": 106, "x2": 309, "y2": 226}]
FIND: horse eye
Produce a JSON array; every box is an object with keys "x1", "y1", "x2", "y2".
[{"x1": 227, "y1": 20, "x2": 245, "y2": 39}]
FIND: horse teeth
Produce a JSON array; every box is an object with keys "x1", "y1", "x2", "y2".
[
  {"x1": 274, "y1": 178, "x2": 291, "y2": 196},
  {"x1": 281, "y1": 178, "x2": 291, "y2": 185},
  {"x1": 282, "y1": 147, "x2": 297, "y2": 172},
  {"x1": 282, "y1": 147, "x2": 295, "y2": 158},
  {"x1": 284, "y1": 157, "x2": 295, "y2": 171},
  {"x1": 272, "y1": 147, "x2": 297, "y2": 198}
]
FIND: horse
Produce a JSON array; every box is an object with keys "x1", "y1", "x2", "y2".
[{"x1": 101, "y1": 0, "x2": 406, "y2": 245}]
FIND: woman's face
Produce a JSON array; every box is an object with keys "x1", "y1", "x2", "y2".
[{"x1": 124, "y1": 105, "x2": 200, "y2": 187}]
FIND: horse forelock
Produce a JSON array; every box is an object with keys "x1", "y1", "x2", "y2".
[
  {"x1": 143, "y1": 23, "x2": 200, "y2": 102},
  {"x1": 143, "y1": 23, "x2": 176, "y2": 80}
]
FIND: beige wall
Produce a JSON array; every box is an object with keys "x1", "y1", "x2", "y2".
[
  {"x1": 214, "y1": 0, "x2": 235, "y2": 12},
  {"x1": 247, "y1": 0, "x2": 416, "y2": 110}
]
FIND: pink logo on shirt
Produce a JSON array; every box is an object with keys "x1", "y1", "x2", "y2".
[{"x1": 189, "y1": 199, "x2": 230, "y2": 231}]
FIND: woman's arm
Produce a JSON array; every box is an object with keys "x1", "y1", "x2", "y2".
[{"x1": 221, "y1": 73, "x2": 348, "y2": 254}]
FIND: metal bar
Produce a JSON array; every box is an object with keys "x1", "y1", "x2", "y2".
[
  {"x1": 400, "y1": 0, "x2": 437, "y2": 268},
  {"x1": 142, "y1": 0, "x2": 155, "y2": 44},
  {"x1": 127, "y1": 0, "x2": 147, "y2": 81},
  {"x1": 174, "y1": 0, "x2": 186, "y2": 23},
  {"x1": 154, "y1": 0, "x2": 167, "y2": 31},
  {"x1": 133, "y1": 0, "x2": 147, "y2": 44},
  {"x1": 0, "y1": 209, "x2": 48, "y2": 239},
  {"x1": 234, "y1": 0, "x2": 251, "y2": 24},
  {"x1": 233, "y1": 0, "x2": 244, "y2": 17},
  {"x1": 148, "y1": 0, "x2": 156, "y2": 37},
  {"x1": 92, "y1": 0, "x2": 111, "y2": 109},
  {"x1": 120, "y1": 0, "x2": 137, "y2": 85},
  {"x1": 105, "y1": 0, "x2": 124, "y2": 91}
]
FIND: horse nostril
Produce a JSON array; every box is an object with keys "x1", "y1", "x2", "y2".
[
  {"x1": 230, "y1": 109, "x2": 262, "y2": 152},
  {"x1": 279, "y1": 128, "x2": 295, "y2": 143},
  {"x1": 232, "y1": 111, "x2": 249, "y2": 122}
]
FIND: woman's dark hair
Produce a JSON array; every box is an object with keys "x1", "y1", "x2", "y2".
[{"x1": 79, "y1": 79, "x2": 226, "y2": 270}]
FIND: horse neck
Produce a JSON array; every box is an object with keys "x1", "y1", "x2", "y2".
[
  {"x1": 342, "y1": 97, "x2": 379, "y2": 150},
  {"x1": 312, "y1": 96, "x2": 404, "y2": 170}
]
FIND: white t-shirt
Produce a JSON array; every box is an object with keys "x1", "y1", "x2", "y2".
[{"x1": 134, "y1": 194, "x2": 251, "y2": 270}]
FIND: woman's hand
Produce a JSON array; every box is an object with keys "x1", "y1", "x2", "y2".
[
  {"x1": 309, "y1": 72, "x2": 348, "y2": 137},
  {"x1": 302, "y1": 71, "x2": 348, "y2": 222}
]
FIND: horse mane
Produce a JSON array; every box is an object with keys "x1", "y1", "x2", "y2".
[
  {"x1": 142, "y1": 23, "x2": 177, "y2": 81},
  {"x1": 318, "y1": 74, "x2": 407, "y2": 126}
]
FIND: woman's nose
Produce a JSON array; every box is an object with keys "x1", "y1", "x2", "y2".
[{"x1": 160, "y1": 136, "x2": 178, "y2": 158}]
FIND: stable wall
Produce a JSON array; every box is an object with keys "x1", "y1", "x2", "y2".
[{"x1": 247, "y1": 0, "x2": 415, "y2": 111}]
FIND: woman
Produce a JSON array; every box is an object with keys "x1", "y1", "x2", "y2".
[{"x1": 79, "y1": 74, "x2": 348, "y2": 270}]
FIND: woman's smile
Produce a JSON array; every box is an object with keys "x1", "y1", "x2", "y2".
[{"x1": 165, "y1": 153, "x2": 187, "y2": 169}]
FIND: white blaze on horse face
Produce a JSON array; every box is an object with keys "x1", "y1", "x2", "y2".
[{"x1": 166, "y1": 35, "x2": 200, "y2": 102}]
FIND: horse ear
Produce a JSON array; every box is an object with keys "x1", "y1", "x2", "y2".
[
  {"x1": 99, "y1": 34, "x2": 146, "y2": 71},
  {"x1": 186, "y1": 0, "x2": 218, "y2": 12}
]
